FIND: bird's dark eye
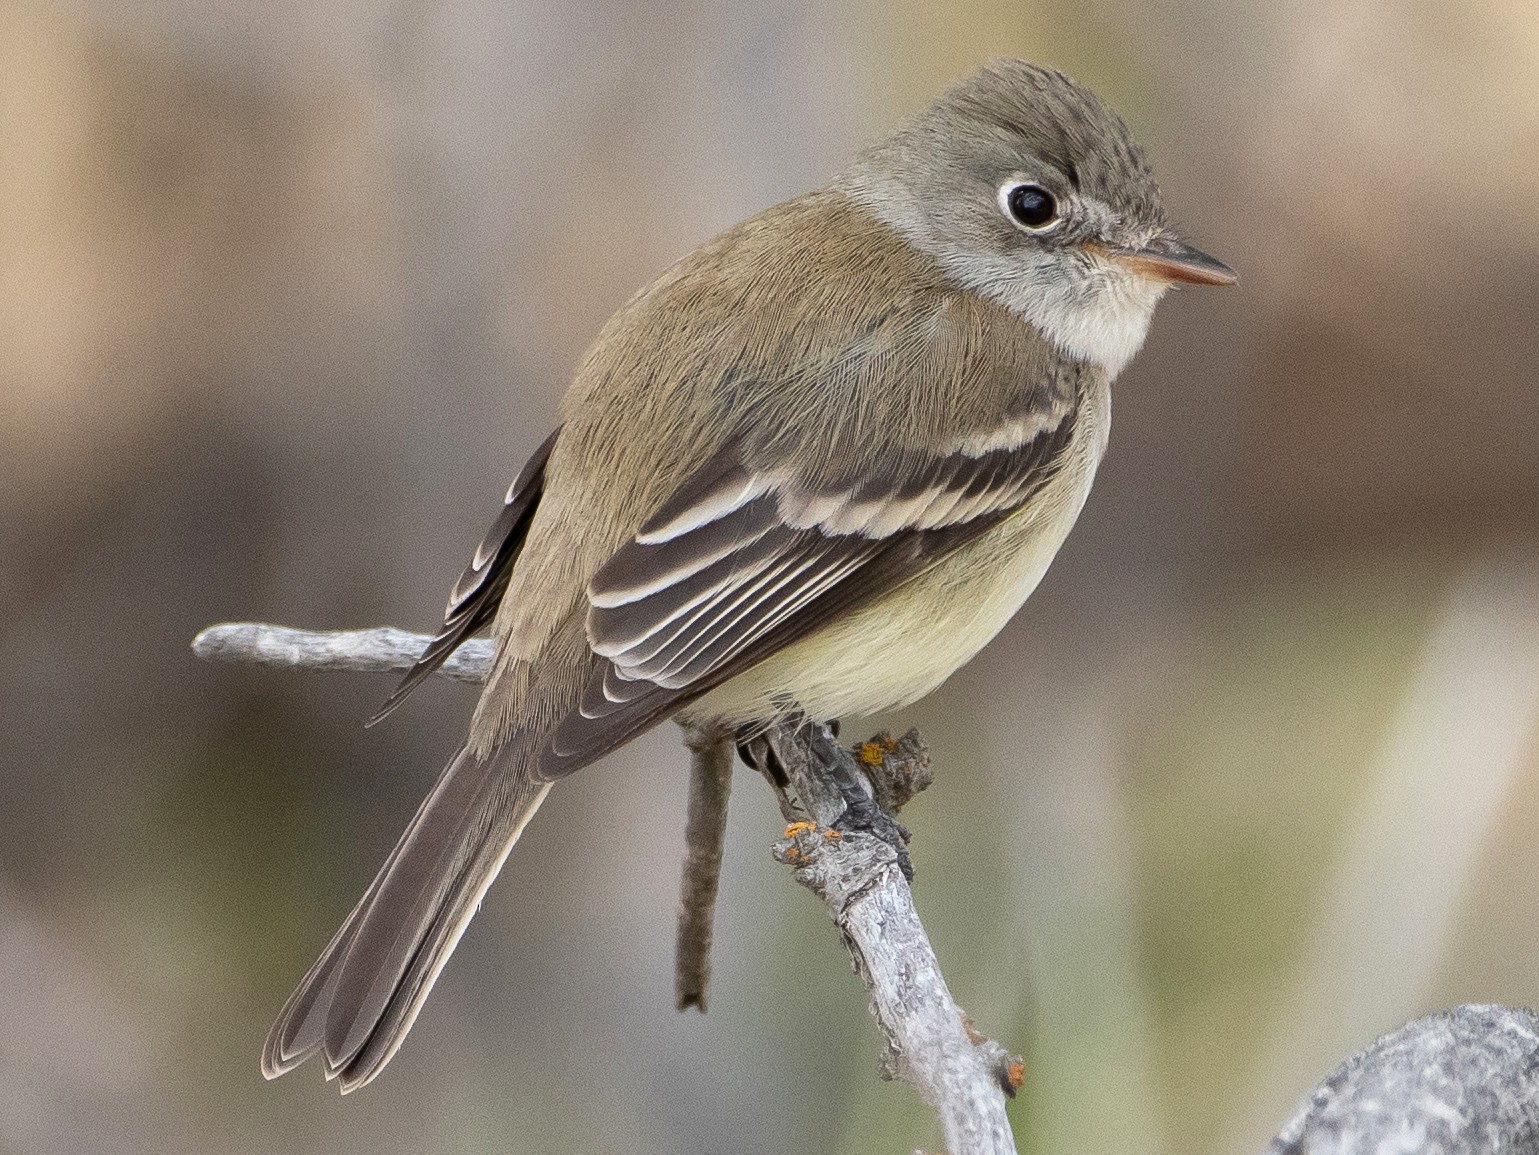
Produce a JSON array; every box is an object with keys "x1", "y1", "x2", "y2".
[{"x1": 1002, "y1": 183, "x2": 1059, "y2": 231}]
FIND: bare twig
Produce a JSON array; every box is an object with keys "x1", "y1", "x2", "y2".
[
  {"x1": 743, "y1": 722, "x2": 1021, "y2": 1155},
  {"x1": 674, "y1": 724, "x2": 735, "y2": 1012},
  {"x1": 193, "y1": 622, "x2": 494, "y2": 682},
  {"x1": 192, "y1": 621, "x2": 1021, "y2": 1154}
]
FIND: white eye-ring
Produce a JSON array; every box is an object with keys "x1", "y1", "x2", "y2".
[{"x1": 999, "y1": 181, "x2": 1061, "y2": 232}]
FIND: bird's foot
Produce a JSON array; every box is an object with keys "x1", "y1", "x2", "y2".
[
  {"x1": 802, "y1": 719, "x2": 914, "y2": 880},
  {"x1": 833, "y1": 791, "x2": 914, "y2": 880}
]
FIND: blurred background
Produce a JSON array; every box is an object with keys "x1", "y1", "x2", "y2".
[{"x1": 3, "y1": 0, "x2": 1538, "y2": 1151}]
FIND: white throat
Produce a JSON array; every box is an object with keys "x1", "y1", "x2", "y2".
[
  {"x1": 932, "y1": 250, "x2": 1167, "y2": 377},
  {"x1": 841, "y1": 184, "x2": 1167, "y2": 378}
]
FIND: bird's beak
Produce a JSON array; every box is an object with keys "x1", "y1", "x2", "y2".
[{"x1": 1107, "y1": 234, "x2": 1237, "y2": 286}]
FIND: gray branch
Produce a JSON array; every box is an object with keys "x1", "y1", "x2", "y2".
[
  {"x1": 742, "y1": 723, "x2": 1023, "y2": 1155},
  {"x1": 1267, "y1": 1004, "x2": 1539, "y2": 1154},
  {"x1": 205, "y1": 623, "x2": 1539, "y2": 1153},
  {"x1": 192, "y1": 621, "x2": 1022, "y2": 1154},
  {"x1": 193, "y1": 622, "x2": 495, "y2": 682}
]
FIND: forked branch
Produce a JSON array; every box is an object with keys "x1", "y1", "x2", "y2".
[{"x1": 193, "y1": 621, "x2": 1022, "y2": 1154}]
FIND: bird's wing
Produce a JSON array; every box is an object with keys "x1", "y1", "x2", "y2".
[
  {"x1": 368, "y1": 427, "x2": 561, "y2": 725},
  {"x1": 541, "y1": 405, "x2": 1078, "y2": 776}
]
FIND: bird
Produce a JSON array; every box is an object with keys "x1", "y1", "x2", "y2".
[{"x1": 261, "y1": 58, "x2": 1235, "y2": 1093}]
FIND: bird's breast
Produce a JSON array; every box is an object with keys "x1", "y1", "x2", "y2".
[{"x1": 688, "y1": 378, "x2": 1110, "y2": 726}]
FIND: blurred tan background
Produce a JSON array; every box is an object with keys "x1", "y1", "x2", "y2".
[{"x1": 3, "y1": 0, "x2": 1539, "y2": 1151}]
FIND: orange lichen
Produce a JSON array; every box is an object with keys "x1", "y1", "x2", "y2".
[
  {"x1": 1007, "y1": 1061, "x2": 1026, "y2": 1092},
  {"x1": 858, "y1": 742, "x2": 886, "y2": 767},
  {"x1": 784, "y1": 822, "x2": 817, "y2": 839},
  {"x1": 823, "y1": 829, "x2": 843, "y2": 842}
]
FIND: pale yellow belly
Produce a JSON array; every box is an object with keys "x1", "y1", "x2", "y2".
[{"x1": 685, "y1": 391, "x2": 1107, "y2": 726}]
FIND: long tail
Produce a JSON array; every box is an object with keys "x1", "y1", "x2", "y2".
[{"x1": 261, "y1": 743, "x2": 550, "y2": 1092}]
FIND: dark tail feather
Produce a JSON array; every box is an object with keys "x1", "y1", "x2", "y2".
[{"x1": 262, "y1": 743, "x2": 550, "y2": 1092}]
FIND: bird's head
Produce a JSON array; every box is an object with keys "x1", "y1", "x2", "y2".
[{"x1": 841, "y1": 60, "x2": 1236, "y2": 376}]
